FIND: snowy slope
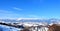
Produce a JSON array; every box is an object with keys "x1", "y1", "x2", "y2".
[{"x1": 0, "y1": 25, "x2": 22, "y2": 31}]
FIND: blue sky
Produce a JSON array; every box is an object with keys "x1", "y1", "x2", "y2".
[{"x1": 0, "y1": 0, "x2": 60, "y2": 19}]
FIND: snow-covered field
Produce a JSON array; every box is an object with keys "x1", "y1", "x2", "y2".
[
  {"x1": 0, "y1": 23, "x2": 49, "y2": 31},
  {"x1": 0, "y1": 25, "x2": 22, "y2": 31}
]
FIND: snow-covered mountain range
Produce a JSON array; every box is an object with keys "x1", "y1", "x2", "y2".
[
  {"x1": 0, "y1": 18, "x2": 60, "y2": 24},
  {"x1": 0, "y1": 18, "x2": 60, "y2": 31}
]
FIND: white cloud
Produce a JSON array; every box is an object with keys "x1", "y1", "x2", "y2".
[
  {"x1": 0, "y1": 10, "x2": 23, "y2": 19},
  {"x1": 27, "y1": 15, "x2": 48, "y2": 20},
  {"x1": 0, "y1": 10, "x2": 12, "y2": 14},
  {"x1": 13, "y1": 7, "x2": 22, "y2": 11}
]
